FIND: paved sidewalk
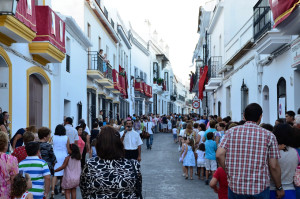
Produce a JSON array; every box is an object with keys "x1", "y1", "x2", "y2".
[{"x1": 55, "y1": 133, "x2": 218, "y2": 199}]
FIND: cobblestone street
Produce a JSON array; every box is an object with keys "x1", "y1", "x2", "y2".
[{"x1": 56, "y1": 133, "x2": 217, "y2": 199}]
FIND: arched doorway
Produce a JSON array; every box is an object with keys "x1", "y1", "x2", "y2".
[
  {"x1": 27, "y1": 67, "x2": 51, "y2": 128},
  {"x1": 29, "y1": 74, "x2": 43, "y2": 128},
  {"x1": 262, "y1": 86, "x2": 270, "y2": 123},
  {"x1": 0, "y1": 56, "x2": 9, "y2": 114},
  {"x1": 277, "y1": 77, "x2": 286, "y2": 119}
]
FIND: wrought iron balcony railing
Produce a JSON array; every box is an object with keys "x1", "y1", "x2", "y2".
[
  {"x1": 253, "y1": 0, "x2": 272, "y2": 41},
  {"x1": 208, "y1": 56, "x2": 222, "y2": 79},
  {"x1": 88, "y1": 51, "x2": 113, "y2": 81}
]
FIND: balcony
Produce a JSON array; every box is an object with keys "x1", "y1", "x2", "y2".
[
  {"x1": 0, "y1": 0, "x2": 36, "y2": 46},
  {"x1": 96, "y1": 62, "x2": 113, "y2": 88},
  {"x1": 206, "y1": 56, "x2": 222, "y2": 89},
  {"x1": 253, "y1": 0, "x2": 291, "y2": 54},
  {"x1": 178, "y1": 95, "x2": 185, "y2": 102},
  {"x1": 29, "y1": 6, "x2": 65, "y2": 65}
]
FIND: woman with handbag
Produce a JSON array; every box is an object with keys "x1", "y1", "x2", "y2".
[
  {"x1": 80, "y1": 126, "x2": 142, "y2": 199},
  {"x1": 270, "y1": 124, "x2": 298, "y2": 199}
]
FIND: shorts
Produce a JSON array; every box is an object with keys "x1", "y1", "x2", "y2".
[
  {"x1": 173, "y1": 134, "x2": 177, "y2": 140},
  {"x1": 205, "y1": 159, "x2": 217, "y2": 171},
  {"x1": 197, "y1": 160, "x2": 205, "y2": 167},
  {"x1": 162, "y1": 124, "x2": 167, "y2": 129}
]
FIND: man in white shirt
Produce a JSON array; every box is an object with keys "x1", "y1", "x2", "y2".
[
  {"x1": 64, "y1": 117, "x2": 79, "y2": 145},
  {"x1": 145, "y1": 118, "x2": 154, "y2": 150},
  {"x1": 120, "y1": 120, "x2": 143, "y2": 161}
]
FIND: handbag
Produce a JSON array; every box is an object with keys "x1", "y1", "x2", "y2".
[
  {"x1": 130, "y1": 160, "x2": 143, "y2": 199},
  {"x1": 294, "y1": 150, "x2": 300, "y2": 186},
  {"x1": 141, "y1": 123, "x2": 150, "y2": 139}
]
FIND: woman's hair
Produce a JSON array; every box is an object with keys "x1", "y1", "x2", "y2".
[
  {"x1": 185, "y1": 123, "x2": 194, "y2": 135},
  {"x1": 54, "y1": 124, "x2": 66, "y2": 136},
  {"x1": 260, "y1": 123, "x2": 274, "y2": 132},
  {"x1": 218, "y1": 122, "x2": 225, "y2": 129},
  {"x1": 92, "y1": 122, "x2": 99, "y2": 129},
  {"x1": 0, "y1": 131, "x2": 8, "y2": 151},
  {"x1": 96, "y1": 126, "x2": 124, "y2": 160},
  {"x1": 23, "y1": 132, "x2": 35, "y2": 145},
  {"x1": 188, "y1": 138, "x2": 195, "y2": 151},
  {"x1": 193, "y1": 123, "x2": 199, "y2": 129},
  {"x1": 70, "y1": 144, "x2": 81, "y2": 160},
  {"x1": 0, "y1": 114, "x2": 4, "y2": 126},
  {"x1": 273, "y1": 124, "x2": 293, "y2": 146},
  {"x1": 11, "y1": 173, "x2": 30, "y2": 197},
  {"x1": 38, "y1": 127, "x2": 51, "y2": 140},
  {"x1": 91, "y1": 138, "x2": 97, "y2": 147},
  {"x1": 216, "y1": 117, "x2": 223, "y2": 123},
  {"x1": 26, "y1": 126, "x2": 37, "y2": 133},
  {"x1": 199, "y1": 143, "x2": 205, "y2": 151},
  {"x1": 199, "y1": 123, "x2": 206, "y2": 131}
]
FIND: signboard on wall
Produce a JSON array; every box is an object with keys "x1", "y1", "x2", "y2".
[
  {"x1": 291, "y1": 37, "x2": 300, "y2": 68},
  {"x1": 278, "y1": 97, "x2": 286, "y2": 118}
]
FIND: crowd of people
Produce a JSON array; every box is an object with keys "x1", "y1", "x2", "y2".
[{"x1": 1, "y1": 104, "x2": 300, "y2": 199}]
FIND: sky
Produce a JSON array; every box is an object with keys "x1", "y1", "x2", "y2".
[{"x1": 107, "y1": 0, "x2": 201, "y2": 84}]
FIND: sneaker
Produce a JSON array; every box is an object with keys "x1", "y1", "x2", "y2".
[{"x1": 205, "y1": 179, "x2": 209, "y2": 185}]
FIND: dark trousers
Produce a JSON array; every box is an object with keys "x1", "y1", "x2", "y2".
[{"x1": 125, "y1": 149, "x2": 138, "y2": 160}]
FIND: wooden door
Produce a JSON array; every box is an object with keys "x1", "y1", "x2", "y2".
[{"x1": 29, "y1": 74, "x2": 43, "y2": 128}]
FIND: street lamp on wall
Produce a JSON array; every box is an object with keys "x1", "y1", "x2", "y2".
[
  {"x1": 195, "y1": 56, "x2": 204, "y2": 69},
  {"x1": 0, "y1": 0, "x2": 19, "y2": 15}
]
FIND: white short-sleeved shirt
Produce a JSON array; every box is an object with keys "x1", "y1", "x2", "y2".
[
  {"x1": 120, "y1": 130, "x2": 143, "y2": 150},
  {"x1": 145, "y1": 122, "x2": 154, "y2": 134},
  {"x1": 65, "y1": 124, "x2": 79, "y2": 144},
  {"x1": 179, "y1": 129, "x2": 185, "y2": 137},
  {"x1": 198, "y1": 131, "x2": 205, "y2": 144},
  {"x1": 172, "y1": 128, "x2": 177, "y2": 135},
  {"x1": 84, "y1": 126, "x2": 91, "y2": 135}
]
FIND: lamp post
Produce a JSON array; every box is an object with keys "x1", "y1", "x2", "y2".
[{"x1": 0, "y1": 0, "x2": 19, "y2": 15}]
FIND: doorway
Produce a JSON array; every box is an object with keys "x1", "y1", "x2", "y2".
[
  {"x1": 262, "y1": 86, "x2": 270, "y2": 123},
  {"x1": 29, "y1": 74, "x2": 43, "y2": 128}
]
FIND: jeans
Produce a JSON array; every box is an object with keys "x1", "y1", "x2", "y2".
[
  {"x1": 295, "y1": 186, "x2": 300, "y2": 199},
  {"x1": 146, "y1": 134, "x2": 153, "y2": 148},
  {"x1": 228, "y1": 187, "x2": 270, "y2": 199}
]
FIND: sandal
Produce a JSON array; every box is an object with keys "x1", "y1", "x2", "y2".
[{"x1": 50, "y1": 191, "x2": 54, "y2": 199}]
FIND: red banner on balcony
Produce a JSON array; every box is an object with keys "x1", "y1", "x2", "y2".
[
  {"x1": 34, "y1": 6, "x2": 66, "y2": 53},
  {"x1": 134, "y1": 81, "x2": 144, "y2": 93},
  {"x1": 198, "y1": 65, "x2": 208, "y2": 100},
  {"x1": 144, "y1": 83, "x2": 149, "y2": 96},
  {"x1": 119, "y1": 75, "x2": 125, "y2": 95},
  {"x1": 149, "y1": 86, "x2": 152, "y2": 98},
  {"x1": 112, "y1": 69, "x2": 120, "y2": 90},
  {"x1": 269, "y1": 0, "x2": 300, "y2": 27},
  {"x1": 119, "y1": 65, "x2": 129, "y2": 98},
  {"x1": 15, "y1": 0, "x2": 37, "y2": 31}
]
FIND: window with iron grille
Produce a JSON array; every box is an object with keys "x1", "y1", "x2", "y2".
[
  {"x1": 96, "y1": 0, "x2": 100, "y2": 6},
  {"x1": 253, "y1": 0, "x2": 272, "y2": 41},
  {"x1": 140, "y1": 71, "x2": 144, "y2": 80},
  {"x1": 134, "y1": 67, "x2": 139, "y2": 78},
  {"x1": 104, "y1": 7, "x2": 108, "y2": 19}
]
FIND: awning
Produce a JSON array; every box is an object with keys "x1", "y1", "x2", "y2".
[
  {"x1": 198, "y1": 65, "x2": 208, "y2": 100},
  {"x1": 270, "y1": 0, "x2": 300, "y2": 27}
]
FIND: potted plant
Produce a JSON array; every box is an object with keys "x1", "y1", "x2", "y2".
[
  {"x1": 157, "y1": 78, "x2": 163, "y2": 86},
  {"x1": 153, "y1": 77, "x2": 157, "y2": 84}
]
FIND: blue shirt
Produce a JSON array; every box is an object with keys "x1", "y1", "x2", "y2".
[
  {"x1": 205, "y1": 140, "x2": 217, "y2": 160},
  {"x1": 204, "y1": 128, "x2": 217, "y2": 140}
]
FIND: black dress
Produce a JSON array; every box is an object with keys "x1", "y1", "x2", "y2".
[{"x1": 80, "y1": 157, "x2": 142, "y2": 199}]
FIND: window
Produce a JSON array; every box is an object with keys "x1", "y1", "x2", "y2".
[
  {"x1": 241, "y1": 80, "x2": 249, "y2": 118},
  {"x1": 87, "y1": 23, "x2": 91, "y2": 39},
  {"x1": 113, "y1": 54, "x2": 116, "y2": 68},
  {"x1": 277, "y1": 77, "x2": 286, "y2": 119},
  {"x1": 134, "y1": 67, "x2": 138, "y2": 78},
  {"x1": 153, "y1": 62, "x2": 159, "y2": 79},
  {"x1": 104, "y1": 7, "x2": 108, "y2": 19},
  {"x1": 144, "y1": 72, "x2": 147, "y2": 83},
  {"x1": 106, "y1": 45, "x2": 109, "y2": 58},
  {"x1": 66, "y1": 37, "x2": 71, "y2": 72},
  {"x1": 96, "y1": 0, "x2": 100, "y2": 6},
  {"x1": 111, "y1": 19, "x2": 115, "y2": 28},
  {"x1": 140, "y1": 71, "x2": 144, "y2": 80},
  {"x1": 164, "y1": 72, "x2": 169, "y2": 91},
  {"x1": 98, "y1": 37, "x2": 101, "y2": 51}
]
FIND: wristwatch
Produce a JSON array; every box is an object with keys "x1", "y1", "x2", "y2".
[{"x1": 276, "y1": 185, "x2": 283, "y2": 191}]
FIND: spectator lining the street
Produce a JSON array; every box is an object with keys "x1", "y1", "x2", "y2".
[
  {"x1": 204, "y1": 132, "x2": 217, "y2": 185},
  {"x1": 10, "y1": 126, "x2": 36, "y2": 150},
  {"x1": 64, "y1": 117, "x2": 79, "y2": 145},
  {"x1": 12, "y1": 132, "x2": 35, "y2": 163},
  {"x1": 196, "y1": 143, "x2": 205, "y2": 180},
  {"x1": 286, "y1": 110, "x2": 296, "y2": 126},
  {"x1": 261, "y1": 123, "x2": 274, "y2": 132},
  {"x1": 209, "y1": 166, "x2": 228, "y2": 199}
]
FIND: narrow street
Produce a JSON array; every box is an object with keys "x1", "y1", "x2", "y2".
[{"x1": 56, "y1": 133, "x2": 217, "y2": 199}]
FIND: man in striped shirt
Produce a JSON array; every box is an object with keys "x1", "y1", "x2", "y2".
[{"x1": 19, "y1": 142, "x2": 51, "y2": 199}]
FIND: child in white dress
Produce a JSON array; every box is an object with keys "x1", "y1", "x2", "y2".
[{"x1": 195, "y1": 143, "x2": 206, "y2": 180}]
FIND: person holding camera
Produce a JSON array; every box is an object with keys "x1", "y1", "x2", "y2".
[{"x1": 120, "y1": 120, "x2": 143, "y2": 162}]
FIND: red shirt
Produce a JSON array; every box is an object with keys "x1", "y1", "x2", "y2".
[
  {"x1": 12, "y1": 146, "x2": 27, "y2": 163},
  {"x1": 213, "y1": 167, "x2": 228, "y2": 199},
  {"x1": 219, "y1": 121, "x2": 280, "y2": 195}
]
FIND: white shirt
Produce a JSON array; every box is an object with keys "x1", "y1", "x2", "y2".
[
  {"x1": 198, "y1": 131, "x2": 205, "y2": 144},
  {"x1": 179, "y1": 129, "x2": 185, "y2": 137},
  {"x1": 145, "y1": 122, "x2": 154, "y2": 134},
  {"x1": 84, "y1": 126, "x2": 90, "y2": 135},
  {"x1": 172, "y1": 128, "x2": 177, "y2": 135},
  {"x1": 65, "y1": 124, "x2": 79, "y2": 144},
  {"x1": 120, "y1": 130, "x2": 143, "y2": 150}
]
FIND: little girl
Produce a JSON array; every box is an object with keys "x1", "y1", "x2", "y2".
[
  {"x1": 195, "y1": 143, "x2": 206, "y2": 180},
  {"x1": 55, "y1": 144, "x2": 81, "y2": 199},
  {"x1": 183, "y1": 138, "x2": 196, "y2": 180},
  {"x1": 179, "y1": 137, "x2": 187, "y2": 176},
  {"x1": 11, "y1": 173, "x2": 33, "y2": 199},
  {"x1": 172, "y1": 124, "x2": 178, "y2": 143}
]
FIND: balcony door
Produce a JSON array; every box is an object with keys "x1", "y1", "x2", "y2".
[{"x1": 29, "y1": 74, "x2": 43, "y2": 128}]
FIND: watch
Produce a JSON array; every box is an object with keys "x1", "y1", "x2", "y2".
[{"x1": 276, "y1": 185, "x2": 283, "y2": 191}]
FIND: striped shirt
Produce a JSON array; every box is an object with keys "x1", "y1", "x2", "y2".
[{"x1": 19, "y1": 156, "x2": 51, "y2": 199}]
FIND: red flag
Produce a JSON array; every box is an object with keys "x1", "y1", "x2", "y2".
[
  {"x1": 269, "y1": 0, "x2": 300, "y2": 27},
  {"x1": 198, "y1": 66, "x2": 208, "y2": 100}
]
